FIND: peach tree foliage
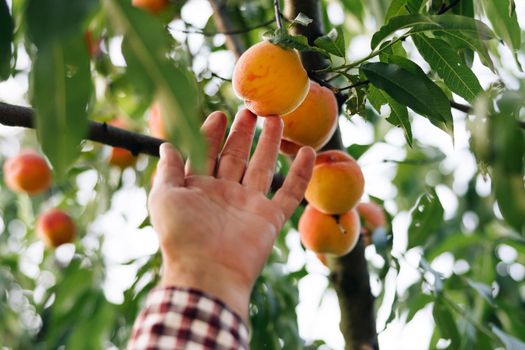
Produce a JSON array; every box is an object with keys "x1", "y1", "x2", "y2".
[{"x1": 0, "y1": 0, "x2": 524, "y2": 349}]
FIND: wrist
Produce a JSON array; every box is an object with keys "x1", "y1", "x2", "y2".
[{"x1": 160, "y1": 256, "x2": 252, "y2": 322}]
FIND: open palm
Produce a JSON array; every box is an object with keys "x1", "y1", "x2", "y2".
[{"x1": 148, "y1": 109, "x2": 314, "y2": 319}]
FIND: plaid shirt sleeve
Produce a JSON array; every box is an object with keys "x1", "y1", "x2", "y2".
[{"x1": 128, "y1": 286, "x2": 249, "y2": 350}]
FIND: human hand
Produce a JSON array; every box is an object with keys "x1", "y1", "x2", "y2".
[{"x1": 148, "y1": 109, "x2": 315, "y2": 320}]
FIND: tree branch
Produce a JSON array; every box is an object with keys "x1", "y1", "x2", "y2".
[
  {"x1": 0, "y1": 102, "x2": 294, "y2": 193},
  {"x1": 450, "y1": 100, "x2": 472, "y2": 113},
  {"x1": 0, "y1": 102, "x2": 162, "y2": 157},
  {"x1": 208, "y1": 0, "x2": 246, "y2": 58},
  {"x1": 274, "y1": 0, "x2": 283, "y2": 29},
  {"x1": 284, "y1": 1, "x2": 378, "y2": 349}
]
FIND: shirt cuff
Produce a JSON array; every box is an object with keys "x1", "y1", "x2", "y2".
[{"x1": 128, "y1": 286, "x2": 249, "y2": 350}]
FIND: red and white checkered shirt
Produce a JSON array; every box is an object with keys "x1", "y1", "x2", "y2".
[{"x1": 128, "y1": 287, "x2": 249, "y2": 350}]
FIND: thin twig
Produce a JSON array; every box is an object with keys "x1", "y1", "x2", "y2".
[
  {"x1": 274, "y1": 0, "x2": 283, "y2": 29},
  {"x1": 210, "y1": 72, "x2": 232, "y2": 82},
  {"x1": 450, "y1": 100, "x2": 472, "y2": 113},
  {"x1": 174, "y1": 18, "x2": 275, "y2": 36},
  {"x1": 335, "y1": 80, "x2": 370, "y2": 93}
]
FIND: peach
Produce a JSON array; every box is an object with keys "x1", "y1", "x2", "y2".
[
  {"x1": 3, "y1": 150, "x2": 52, "y2": 195},
  {"x1": 356, "y1": 202, "x2": 386, "y2": 230},
  {"x1": 281, "y1": 81, "x2": 338, "y2": 155},
  {"x1": 357, "y1": 202, "x2": 386, "y2": 246},
  {"x1": 299, "y1": 205, "x2": 360, "y2": 256},
  {"x1": 132, "y1": 0, "x2": 169, "y2": 14},
  {"x1": 37, "y1": 209, "x2": 76, "y2": 248},
  {"x1": 305, "y1": 150, "x2": 364, "y2": 214},
  {"x1": 110, "y1": 147, "x2": 137, "y2": 169},
  {"x1": 148, "y1": 103, "x2": 166, "y2": 139},
  {"x1": 108, "y1": 119, "x2": 138, "y2": 169},
  {"x1": 232, "y1": 41, "x2": 309, "y2": 116}
]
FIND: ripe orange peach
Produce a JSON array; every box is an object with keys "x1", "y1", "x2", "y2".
[
  {"x1": 357, "y1": 202, "x2": 386, "y2": 230},
  {"x1": 232, "y1": 41, "x2": 309, "y2": 116},
  {"x1": 305, "y1": 150, "x2": 364, "y2": 215},
  {"x1": 108, "y1": 119, "x2": 138, "y2": 169},
  {"x1": 110, "y1": 147, "x2": 137, "y2": 169},
  {"x1": 132, "y1": 0, "x2": 169, "y2": 14},
  {"x1": 299, "y1": 205, "x2": 360, "y2": 256},
  {"x1": 3, "y1": 150, "x2": 52, "y2": 195},
  {"x1": 357, "y1": 202, "x2": 386, "y2": 246},
  {"x1": 37, "y1": 209, "x2": 76, "y2": 248},
  {"x1": 281, "y1": 81, "x2": 338, "y2": 155},
  {"x1": 148, "y1": 103, "x2": 166, "y2": 139}
]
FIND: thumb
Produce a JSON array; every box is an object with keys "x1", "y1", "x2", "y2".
[{"x1": 154, "y1": 143, "x2": 185, "y2": 188}]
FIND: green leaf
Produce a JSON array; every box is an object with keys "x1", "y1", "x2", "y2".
[
  {"x1": 491, "y1": 325, "x2": 525, "y2": 350},
  {"x1": 412, "y1": 34, "x2": 483, "y2": 103},
  {"x1": 433, "y1": 298, "x2": 461, "y2": 347},
  {"x1": 491, "y1": 113, "x2": 525, "y2": 235},
  {"x1": 266, "y1": 28, "x2": 328, "y2": 57},
  {"x1": 407, "y1": 188, "x2": 444, "y2": 249},
  {"x1": 434, "y1": 30, "x2": 495, "y2": 72},
  {"x1": 104, "y1": 0, "x2": 206, "y2": 172},
  {"x1": 452, "y1": 0, "x2": 474, "y2": 17},
  {"x1": 368, "y1": 84, "x2": 413, "y2": 146},
  {"x1": 26, "y1": 0, "x2": 99, "y2": 45},
  {"x1": 32, "y1": 38, "x2": 91, "y2": 177},
  {"x1": 465, "y1": 278, "x2": 495, "y2": 306},
  {"x1": 384, "y1": 0, "x2": 409, "y2": 23},
  {"x1": 362, "y1": 61, "x2": 453, "y2": 133},
  {"x1": 340, "y1": 0, "x2": 365, "y2": 22},
  {"x1": 25, "y1": 0, "x2": 96, "y2": 176},
  {"x1": 405, "y1": 293, "x2": 434, "y2": 323},
  {"x1": 0, "y1": 0, "x2": 13, "y2": 80},
  {"x1": 66, "y1": 292, "x2": 115, "y2": 349},
  {"x1": 426, "y1": 233, "x2": 485, "y2": 261},
  {"x1": 314, "y1": 27, "x2": 346, "y2": 58},
  {"x1": 371, "y1": 14, "x2": 495, "y2": 49},
  {"x1": 346, "y1": 144, "x2": 372, "y2": 160},
  {"x1": 482, "y1": 0, "x2": 521, "y2": 53}
]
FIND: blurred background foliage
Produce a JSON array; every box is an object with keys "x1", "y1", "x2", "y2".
[{"x1": 0, "y1": 0, "x2": 524, "y2": 349}]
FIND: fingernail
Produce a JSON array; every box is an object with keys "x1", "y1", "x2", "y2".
[{"x1": 159, "y1": 143, "x2": 171, "y2": 159}]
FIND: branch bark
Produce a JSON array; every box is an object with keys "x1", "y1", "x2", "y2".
[
  {"x1": 284, "y1": 1, "x2": 378, "y2": 349},
  {"x1": 0, "y1": 102, "x2": 163, "y2": 157},
  {"x1": 208, "y1": 0, "x2": 246, "y2": 58}
]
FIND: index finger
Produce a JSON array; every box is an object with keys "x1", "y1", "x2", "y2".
[{"x1": 154, "y1": 143, "x2": 185, "y2": 189}]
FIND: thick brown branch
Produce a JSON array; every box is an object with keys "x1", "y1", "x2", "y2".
[
  {"x1": 0, "y1": 102, "x2": 162, "y2": 157},
  {"x1": 208, "y1": 0, "x2": 246, "y2": 58},
  {"x1": 284, "y1": 1, "x2": 378, "y2": 349},
  {"x1": 330, "y1": 241, "x2": 379, "y2": 350}
]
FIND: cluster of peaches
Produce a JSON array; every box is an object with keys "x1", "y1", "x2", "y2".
[
  {"x1": 232, "y1": 41, "x2": 386, "y2": 262},
  {"x1": 3, "y1": 151, "x2": 75, "y2": 248}
]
